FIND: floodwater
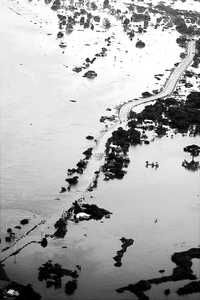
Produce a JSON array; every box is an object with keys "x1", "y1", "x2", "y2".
[
  {"x1": 0, "y1": 0, "x2": 200, "y2": 300},
  {"x1": 4, "y1": 133, "x2": 200, "y2": 300},
  {"x1": 0, "y1": 0, "x2": 183, "y2": 215}
]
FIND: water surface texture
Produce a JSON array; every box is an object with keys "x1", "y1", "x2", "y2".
[{"x1": 0, "y1": 1, "x2": 200, "y2": 300}]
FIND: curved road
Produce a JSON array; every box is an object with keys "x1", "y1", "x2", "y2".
[
  {"x1": 77, "y1": 39, "x2": 196, "y2": 191},
  {"x1": 119, "y1": 39, "x2": 196, "y2": 122},
  {"x1": 76, "y1": 39, "x2": 196, "y2": 191}
]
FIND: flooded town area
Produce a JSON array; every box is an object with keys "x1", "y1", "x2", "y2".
[{"x1": 0, "y1": 0, "x2": 200, "y2": 299}]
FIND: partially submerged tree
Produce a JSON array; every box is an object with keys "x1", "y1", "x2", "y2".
[
  {"x1": 182, "y1": 144, "x2": 200, "y2": 171},
  {"x1": 103, "y1": 18, "x2": 111, "y2": 29},
  {"x1": 103, "y1": 0, "x2": 110, "y2": 9},
  {"x1": 183, "y1": 144, "x2": 200, "y2": 161}
]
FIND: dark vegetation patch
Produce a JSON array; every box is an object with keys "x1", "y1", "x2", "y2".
[
  {"x1": 136, "y1": 40, "x2": 145, "y2": 48},
  {"x1": 145, "y1": 161, "x2": 159, "y2": 169},
  {"x1": 61, "y1": 147, "x2": 93, "y2": 192},
  {"x1": 59, "y1": 186, "x2": 66, "y2": 193},
  {"x1": 164, "y1": 288, "x2": 171, "y2": 296},
  {"x1": 142, "y1": 91, "x2": 152, "y2": 98},
  {"x1": 116, "y1": 247, "x2": 200, "y2": 300},
  {"x1": 4, "y1": 228, "x2": 15, "y2": 243},
  {"x1": 176, "y1": 35, "x2": 187, "y2": 48},
  {"x1": 182, "y1": 144, "x2": 200, "y2": 171},
  {"x1": 14, "y1": 225, "x2": 22, "y2": 230},
  {"x1": 153, "y1": 4, "x2": 200, "y2": 36},
  {"x1": 117, "y1": 280, "x2": 151, "y2": 300},
  {"x1": 66, "y1": 200, "x2": 112, "y2": 222},
  {"x1": 51, "y1": 0, "x2": 61, "y2": 11},
  {"x1": 65, "y1": 279, "x2": 77, "y2": 295},
  {"x1": 113, "y1": 237, "x2": 134, "y2": 267},
  {"x1": 86, "y1": 135, "x2": 94, "y2": 140},
  {"x1": 100, "y1": 115, "x2": 117, "y2": 123},
  {"x1": 102, "y1": 125, "x2": 141, "y2": 180},
  {"x1": 184, "y1": 144, "x2": 200, "y2": 158},
  {"x1": 20, "y1": 219, "x2": 29, "y2": 225},
  {"x1": 40, "y1": 237, "x2": 48, "y2": 248},
  {"x1": 65, "y1": 176, "x2": 79, "y2": 186},
  {"x1": 54, "y1": 218, "x2": 68, "y2": 238},
  {"x1": 132, "y1": 92, "x2": 200, "y2": 133},
  {"x1": 38, "y1": 260, "x2": 79, "y2": 292},
  {"x1": 53, "y1": 199, "x2": 112, "y2": 237},
  {"x1": 87, "y1": 170, "x2": 100, "y2": 192},
  {"x1": 177, "y1": 280, "x2": 200, "y2": 295},
  {"x1": 83, "y1": 70, "x2": 97, "y2": 78}
]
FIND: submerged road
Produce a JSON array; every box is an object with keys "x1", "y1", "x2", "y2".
[
  {"x1": 77, "y1": 39, "x2": 196, "y2": 191},
  {"x1": 119, "y1": 39, "x2": 196, "y2": 121}
]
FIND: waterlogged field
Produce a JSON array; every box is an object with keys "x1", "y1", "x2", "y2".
[{"x1": 0, "y1": 1, "x2": 200, "y2": 300}]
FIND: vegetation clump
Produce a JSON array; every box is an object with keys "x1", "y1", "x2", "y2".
[
  {"x1": 83, "y1": 70, "x2": 97, "y2": 79},
  {"x1": 20, "y1": 219, "x2": 29, "y2": 225},
  {"x1": 54, "y1": 218, "x2": 67, "y2": 238},
  {"x1": 113, "y1": 237, "x2": 134, "y2": 267},
  {"x1": 116, "y1": 248, "x2": 200, "y2": 299},
  {"x1": 38, "y1": 261, "x2": 79, "y2": 289},
  {"x1": 136, "y1": 40, "x2": 145, "y2": 48},
  {"x1": 65, "y1": 200, "x2": 112, "y2": 222},
  {"x1": 133, "y1": 92, "x2": 200, "y2": 133},
  {"x1": 102, "y1": 125, "x2": 141, "y2": 180},
  {"x1": 65, "y1": 279, "x2": 77, "y2": 295},
  {"x1": 182, "y1": 144, "x2": 200, "y2": 171},
  {"x1": 177, "y1": 281, "x2": 200, "y2": 295}
]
